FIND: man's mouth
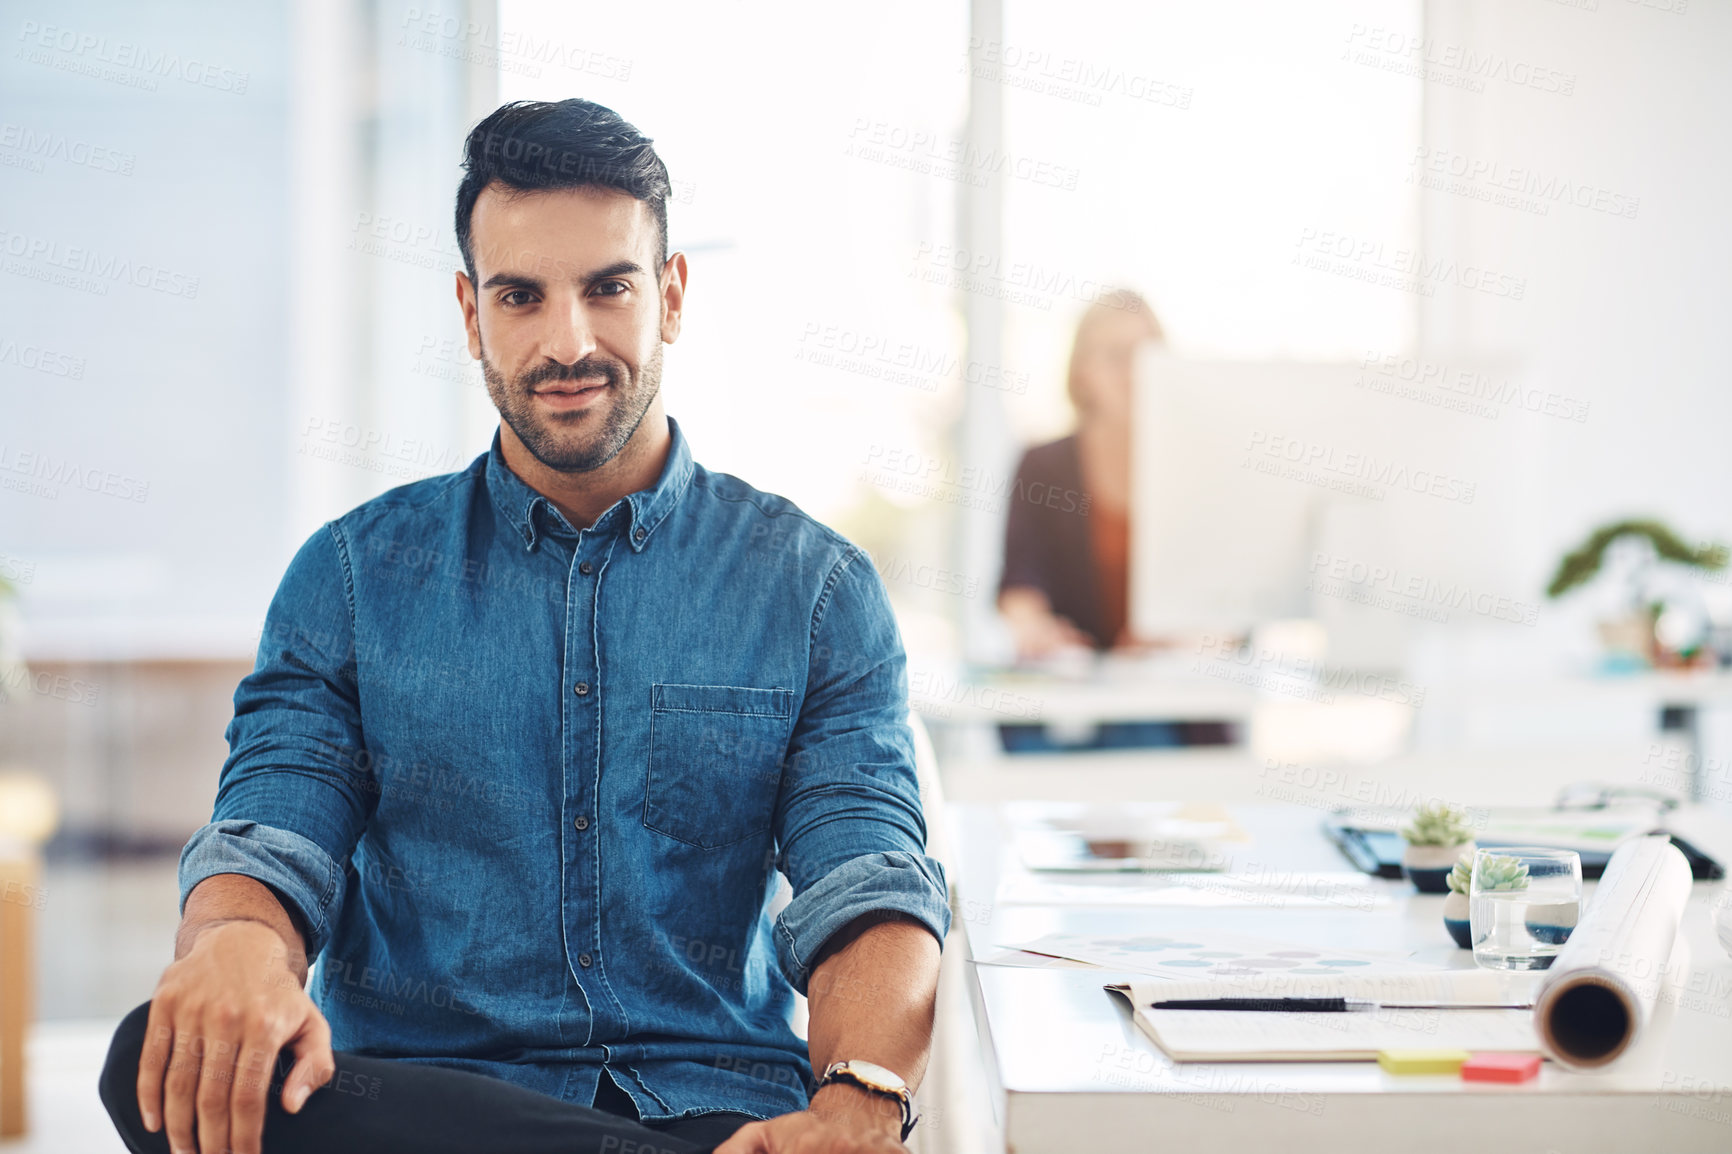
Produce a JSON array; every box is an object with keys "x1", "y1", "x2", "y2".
[{"x1": 532, "y1": 380, "x2": 609, "y2": 409}]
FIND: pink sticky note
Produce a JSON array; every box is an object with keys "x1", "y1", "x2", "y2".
[{"x1": 1461, "y1": 1052, "x2": 1541, "y2": 1084}]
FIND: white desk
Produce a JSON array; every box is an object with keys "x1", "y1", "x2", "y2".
[
  {"x1": 922, "y1": 662, "x2": 1732, "y2": 806},
  {"x1": 948, "y1": 801, "x2": 1732, "y2": 1153},
  {"x1": 922, "y1": 658, "x2": 1732, "y2": 725},
  {"x1": 913, "y1": 661, "x2": 1256, "y2": 727}
]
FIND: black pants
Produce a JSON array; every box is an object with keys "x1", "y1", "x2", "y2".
[{"x1": 99, "y1": 1002, "x2": 756, "y2": 1154}]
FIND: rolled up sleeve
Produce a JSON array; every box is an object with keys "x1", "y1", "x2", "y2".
[
  {"x1": 178, "y1": 523, "x2": 375, "y2": 958},
  {"x1": 772, "y1": 549, "x2": 951, "y2": 994},
  {"x1": 774, "y1": 851, "x2": 949, "y2": 993},
  {"x1": 178, "y1": 820, "x2": 346, "y2": 953}
]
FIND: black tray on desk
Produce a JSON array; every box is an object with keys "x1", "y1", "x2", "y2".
[{"x1": 1323, "y1": 815, "x2": 1725, "y2": 882}]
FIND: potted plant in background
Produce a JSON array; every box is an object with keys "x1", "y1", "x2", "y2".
[
  {"x1": 1400, "y1": 801, "x2": 1476, "y2": 893},
  {"x1": 1442, "y1": 853, "x2": 1473, "y2": 948},
  {"x1": 1546, "y1": 519, "x2": 1729, "y2": 669}
]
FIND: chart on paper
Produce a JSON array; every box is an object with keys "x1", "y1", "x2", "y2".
[{"x1": 1002, "y1": 929, "x2": 1423, "y2": 979}]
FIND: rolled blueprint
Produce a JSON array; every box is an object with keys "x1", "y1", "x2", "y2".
[{"x1": 1533, "y1": 835, "x2": 1693, "y2": 1068}]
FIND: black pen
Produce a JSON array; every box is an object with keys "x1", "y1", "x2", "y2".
[
  {"x1": 1149, "y1": 997, "x2": 1529, "y2": 1012},
  {"x1": 1150, "y1": 997, "x2": 1363, "y2": 1012}
]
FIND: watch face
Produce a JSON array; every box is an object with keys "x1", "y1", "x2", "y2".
[{"x1": 841, "y1": 1060, "x2": 907, "y2": 1094}]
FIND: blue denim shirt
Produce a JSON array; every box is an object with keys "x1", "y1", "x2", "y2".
[{"x1": 179, "y1": 417, "x2": 950, "y2": 1122}]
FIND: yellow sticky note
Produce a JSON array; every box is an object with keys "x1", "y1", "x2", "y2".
[{"x1": 1378, "y1": 1049, "x2": 1472, "y2": 1075}]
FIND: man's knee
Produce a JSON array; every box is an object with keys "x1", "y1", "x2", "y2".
[{"x1": 99, "y1": 1001, "x2": 159, "y2": 1150}]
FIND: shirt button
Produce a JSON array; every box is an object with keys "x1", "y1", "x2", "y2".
[
  {"x1": 579, "y1": 561, "x2": 594, "y2": 576},
  {"x1": 579, "y1": 953, "x2": 593, "y2": 968},
  {"x1": 634, "y1": 528, "x2": 646, "y2": 542},
  {"x1": 574, "y1": 682, "x2": 590, "y2": 696},
  {"x1": 574, "y1": 815, "x2": 590, "y2": 831}
]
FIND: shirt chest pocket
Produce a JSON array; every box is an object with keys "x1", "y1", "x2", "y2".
[{"x1": 644, "y1": 683, "x2": 795, "y2": 849}]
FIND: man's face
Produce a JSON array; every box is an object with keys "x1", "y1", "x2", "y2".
[{"x1": 458, "y1": 182, "x2": 680, "y2": 473}]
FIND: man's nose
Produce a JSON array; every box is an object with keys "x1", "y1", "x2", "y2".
[{"x1": 541, "y1": 297, "x2": 597, "y2": 365}]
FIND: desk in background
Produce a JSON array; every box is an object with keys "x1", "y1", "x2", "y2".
[
  {"x1": 948, "y1": 800, "x2": 1732, "y2": 1154},
  {"x1": 920, "y1": 662, "x2": 1732, "y2": 801}
]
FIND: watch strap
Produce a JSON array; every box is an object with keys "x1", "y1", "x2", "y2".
[{"x1": 817, "y1": 1062, "x2": 917, "y2": 1142}]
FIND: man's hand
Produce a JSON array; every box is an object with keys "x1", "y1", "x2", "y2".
[
  {"x1": 136, "y1": 919, "x2": 335, "y2": 1154},
  {"x1": 715, "y1": 1094, "x2": 907, "y2": 1153},
  {"x1": 806, "y1": 1080, "x2": 909, "y2": 1137},
  {"x1": 717, "y1": 1078, "x2": 908, "y2": 1152}
]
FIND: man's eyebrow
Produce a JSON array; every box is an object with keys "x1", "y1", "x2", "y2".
[
  {"x1": 583, "y1": 259, "x2": 648, "y2": 284},
  {"x1": 480, "y1": 271, "x2": 546, "y2": 292},
  {"x1": 479, "y1": 260, "x2": 648, "y2": 293}
]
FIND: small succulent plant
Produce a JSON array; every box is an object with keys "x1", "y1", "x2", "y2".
[
  {"x1": 1445, "y1": 852, "x2": 1473, "y2": 895},
  {"x1": 1441, "y1": 852, "x2": 1475, "y2": 947},
  {"x1": 1401, "y1": 801, "x2": 1474, "y2": 847},
  {"x1": 1474, "y1": 853, "x2": 1530, "y2": 892}
]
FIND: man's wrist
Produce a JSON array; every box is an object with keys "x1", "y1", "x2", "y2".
[
  {"x1": 185, "y1": 918, "x2": 309, "y2": 985},
  {"x1": 809, "y1": 1081, "x2": 905, "y2": 1138}
]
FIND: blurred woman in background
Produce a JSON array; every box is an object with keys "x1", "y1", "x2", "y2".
[{"x1": 998, "y1": 289, "x2": 1163, "y2": 659}]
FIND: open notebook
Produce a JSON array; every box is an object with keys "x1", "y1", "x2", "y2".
[{"x1": 1106, "y1": 970, "x2": 1542, "y2": 1062}]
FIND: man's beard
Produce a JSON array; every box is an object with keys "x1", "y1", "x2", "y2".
[{"x1": 481, "y1": 344, "x2": 662, "y2": 474}]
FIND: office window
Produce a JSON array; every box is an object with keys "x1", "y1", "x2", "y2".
[{"x1": 997, "y1": 0, "x2": 1423, "y2": 441}]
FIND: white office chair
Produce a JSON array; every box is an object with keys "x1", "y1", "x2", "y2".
[
  {"x1": 907, "y1": 709, "x2": 954, "y2": 893},
  {"x1": 905, "y1": 711, "x2": 997, "y2": 1154}
]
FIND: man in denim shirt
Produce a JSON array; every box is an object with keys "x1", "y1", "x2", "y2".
[{"x1": 100, "y1": 99, "x2": 949, "y2": 1154}]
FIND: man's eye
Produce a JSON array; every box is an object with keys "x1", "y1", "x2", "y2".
[
  {"x1": 593, "y1": 281, "x2": 628, "y2": 298},
  {"x1": 501, "y1": 290, "x2": 535, "y2": 307}
]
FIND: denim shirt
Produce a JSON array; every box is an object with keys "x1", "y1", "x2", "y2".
[{"x1": 179, "y1": 417, "x2": 950, "y2": 1122}]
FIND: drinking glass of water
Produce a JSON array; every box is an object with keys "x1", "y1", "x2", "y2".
[{"x1": 1470, "y1": 847, "x2": 1582, "y2": 971}]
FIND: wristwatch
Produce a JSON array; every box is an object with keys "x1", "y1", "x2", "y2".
[{"x1": 815, "y1": 1059, "x2": 917, "y2": 1141}]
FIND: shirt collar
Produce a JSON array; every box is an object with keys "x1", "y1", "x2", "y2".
[{"x1": 485, "y1": 416, "x2": 695, "y2": 553}]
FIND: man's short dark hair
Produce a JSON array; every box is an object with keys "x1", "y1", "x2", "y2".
[{"x1": 455, "y1": 98, "x2": 671, "y2": 285}]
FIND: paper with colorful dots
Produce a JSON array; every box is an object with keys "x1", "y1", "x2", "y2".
[{"x1": 1003, "y1": 929, "x2": 1423, "y2": 979}]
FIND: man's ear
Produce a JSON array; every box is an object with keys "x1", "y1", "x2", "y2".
[
  {"x1": 659, "y1": 251, "x2": 689, "y2": 344},
  {"x1": 457, "y1": 270, "x2": 482, "y2": 360}
]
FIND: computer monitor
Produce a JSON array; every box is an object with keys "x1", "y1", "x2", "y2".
[
  {"x1": 1128, "y1": 350, "x2": 1523, "y2": 663},
  {"x1": 1128, "y1": 353, "x2": 1354, "y2": 638}
]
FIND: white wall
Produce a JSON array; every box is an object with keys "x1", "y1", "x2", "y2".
[
  {"x1": 1418, "y1": 0, "x2": 1732, "y2": 629},
  {"x1": 1384, "y1": 0, "x2": 1732, "y2": 762}
]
